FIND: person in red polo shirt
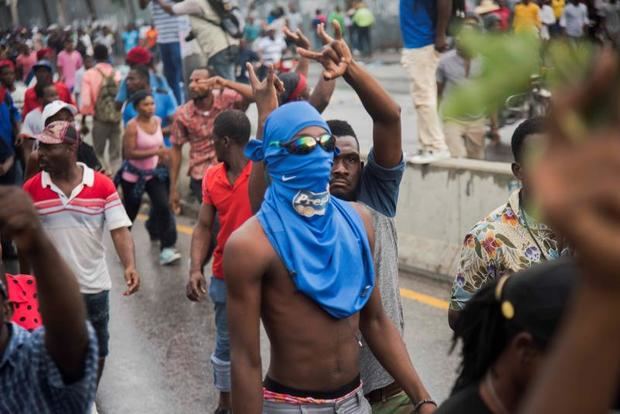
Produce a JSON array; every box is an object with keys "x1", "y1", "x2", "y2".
[
  {"x1": 186, "y1": 110, "x2": 253, "y2": 414},
  {"x1": 22, "y1": 60, "x2": 73, "y2": 118}
]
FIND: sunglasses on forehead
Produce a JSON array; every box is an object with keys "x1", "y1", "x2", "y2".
[{"x1": 269, "y1": 134, "x2": 336, "y2": 155}]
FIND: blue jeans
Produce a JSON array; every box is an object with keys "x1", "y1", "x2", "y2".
[
  {"x1": 208, "y1": 46, "x2": 237, "y2": 81},
  {"x1": 209, "y1": 277, "x2": 230, "y2": 392},
  {"x1": 159, "y1": 41, "x2": 184, "y2": 103}
]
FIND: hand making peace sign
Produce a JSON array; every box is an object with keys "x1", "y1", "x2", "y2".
[{"x1": 297, "y1": 21, "x2": 353, "y2": 81}]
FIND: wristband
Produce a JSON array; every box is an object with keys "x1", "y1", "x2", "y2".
[{"x1": 413, "y1": 399, "x2": 437, "y2": 413}]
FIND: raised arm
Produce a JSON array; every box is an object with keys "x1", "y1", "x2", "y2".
[
  {"x1": 246, "y1": 63, "x2": 283, "y2": 213},
  {"x1": 225, "y1": 221, "x2": 268, "y2": 414},
  {"x1": 187, "y1": 202, "x2": 215, "y2": 302},
  {"x1": 2, "y1": 187, "x2": 88, "y2": 382},
  {"x1": 299, "y1": 22, "x2": 401, "y2": 167},
  {"x1": 110, "y1": 227, "x2": 139, "y2": 296}
]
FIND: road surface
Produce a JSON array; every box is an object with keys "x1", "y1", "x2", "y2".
[{"x1": 97, "y1": 214, "x2": 460, "y2": 413}]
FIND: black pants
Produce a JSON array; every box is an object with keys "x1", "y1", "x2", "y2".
[
  {"x1": 121, "y1": 177, "x2": 177, "y2": 250},
  {"x1": 357, "y1": 26, "x2": 372, "y2": 57}
]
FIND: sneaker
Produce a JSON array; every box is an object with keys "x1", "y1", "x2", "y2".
[
  {"x1": 408, "y1": 149, "x2": 452, "y2": 164},
  {"x1": 159, "y1": 247, "x2": 182, "y2": 266}
]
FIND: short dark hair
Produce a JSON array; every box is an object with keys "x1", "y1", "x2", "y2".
[
  {"x1": 131, "y1": 65, "x2": 150, "y2": 82},
  {"x1": 93, "y1": 44, "x2": 109, "y2": 62},
  {"x1": 214, "y1": 110, "x2": 251, "y2": 146},
  {"x1": 511, "y1": 117, "x2": 546, "y2": 163},
  {"x1": 327, "y1": 119, "x2": 360, "y2": 150}
]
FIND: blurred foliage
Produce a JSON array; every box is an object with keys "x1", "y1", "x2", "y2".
[{"x1": 442, "y1": 31, "x2": 597, "y2": 120}]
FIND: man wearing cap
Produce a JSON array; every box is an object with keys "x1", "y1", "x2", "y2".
[
  {"x1": 22, "y1": 60, "x2": 73, "y2": 118},
  {"x1": 22, "y1": 120, "x2": 140, "y2": 385},
  {"x1": 115, "y1": 46, "x2": 177, "y2": 112},
  {"x1": 80, "y1": 44, "x2": 122, "y2": 173}
]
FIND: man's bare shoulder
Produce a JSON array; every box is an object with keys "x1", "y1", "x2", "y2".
[{"x1": 224, "y1": 216, "x2": 274, "y2": 272}]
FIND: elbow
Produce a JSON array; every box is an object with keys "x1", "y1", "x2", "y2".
[{"x1": 387, "y1": 104, "x2": 402, "y2": 123}]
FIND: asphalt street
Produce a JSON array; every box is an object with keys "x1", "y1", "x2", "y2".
[{"x1": 96, "y1": 214, "x2": 460, "y2": 413}]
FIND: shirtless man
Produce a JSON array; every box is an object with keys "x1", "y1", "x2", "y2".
[{"x1": 224, "y1": 64, "x2": 435, "y2": 413}]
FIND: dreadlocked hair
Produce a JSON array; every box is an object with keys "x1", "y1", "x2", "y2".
[{"x1": 449, "y1": 279, "x2": 519, "y2": 395}]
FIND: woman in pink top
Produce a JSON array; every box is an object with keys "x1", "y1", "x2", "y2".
[{"x1": 120, "y1": 90, "x2": 181, "y2": 265}]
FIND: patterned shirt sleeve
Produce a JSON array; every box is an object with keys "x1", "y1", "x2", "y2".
[
  {"x1": 170, "y1": 110, "x2": 189, "y2": 146},
  {"x1": 450, "y1": 225, "x2": 499, "y2": 311},
  {"x1": 30, "y1": 323, "x2": 98, "y2": 413}
]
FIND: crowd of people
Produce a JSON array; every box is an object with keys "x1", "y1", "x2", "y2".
[{"x1": 1, "y1": 1, "x2": 620, "y2": 414}]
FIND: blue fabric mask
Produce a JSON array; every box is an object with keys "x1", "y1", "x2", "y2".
[{"x1": 245, "y1": 102, "x2": 375, "y2": 319}]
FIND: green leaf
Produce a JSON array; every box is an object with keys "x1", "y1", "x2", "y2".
[{"x1": 496, "y1": 234, "x2": 516, "y2": 249}]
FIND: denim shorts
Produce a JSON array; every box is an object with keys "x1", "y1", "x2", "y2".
[{"x1": 82, "y1": 290, "x2": 110, "y2": 358}]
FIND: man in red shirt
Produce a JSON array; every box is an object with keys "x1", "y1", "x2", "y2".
[
  {"x1": 186, "y1": 110, "x2": 253, "y2": 414},
  {"x1": 22, "y1": 61, "x2": 73, "y2": 118}
]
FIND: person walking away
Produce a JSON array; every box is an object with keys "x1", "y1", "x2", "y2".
[
  {"x1": 22, "y1": 120, "x2": 140, "y2": 389},
  {"x1": 156, "y1": 0, "x2": 241, "y2": 81},
  {"x1": 448, "y1": 118, "x2": 566, "y2": 329},
  {"x1": 352, "y1": 3, "x2": 375, "y2": 57},
  {"x1": 601, "y1": 0, "x2": 620, "y2": 46},
  {"x1": 140, "y1": 0, "x2": 185, "y2": 103},
  {"x1": 118, "y1": 91, "x2": 181, "y2": 265},
  {"x1": 56, "y1": 39, "x2": 83, "y2": 92},
  {"x1": 437, "y1": 24, "x2": 492, "y2": 160},
  {"x1": 187, "y1": 109, "x2": 253, "y2": 414},
  {"x1": 122, "y1": 24, "x2": 140, "y2": 55},
  {"x1": 513, "y1": 0, "x2": 542, "y2": 33},
  {"x1": 560, "y1": 0, "x2": 590, "y2": 40},
  {"x1": 74, "y1": 55, "x2": 95, "y2": 108},
  {"x1": 0, "y1": 186, "x2": 99, "y2": 413},
  {"x1": 80, "y1": 44, "x2": 122, "y2": 173},
  {"x1": 328, "y1": 6, "x2": 347, "y2": 38},
  {"x1": 540, "y1": 0, "x2": 557, "y2": 40},
  {"x1": 311, "y1": 9, "x2": 328, "y2": 49},
  {"x1": 400, "y1": 0, "x2": 452, "y2": 163}
]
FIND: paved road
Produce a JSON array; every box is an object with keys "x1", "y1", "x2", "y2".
[{"x1": 97, "y1": 214, "x2": 460, "y2": 413}]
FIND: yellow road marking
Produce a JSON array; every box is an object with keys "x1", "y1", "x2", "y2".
[
  {"x1": 400, "y1": 288, "x2": 449, "y2": 311},
  {"x1": 137, "y1": 214, "x2": 449, "y2": 310}
]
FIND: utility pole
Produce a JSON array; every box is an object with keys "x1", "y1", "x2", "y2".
[
  {"x1": 56, "y1": 0, "x2": 67, "y2": 26},
  {"x1": 9, "y1": 0, "x2": 19, "y2": 27},
  {"x1": 83, "y1": 0, "x2": 98, "y2": 20}
]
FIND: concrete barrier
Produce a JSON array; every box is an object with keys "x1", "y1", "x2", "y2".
[{"x1": 396, "y1": 159, "x2": 519, "y2": 283}]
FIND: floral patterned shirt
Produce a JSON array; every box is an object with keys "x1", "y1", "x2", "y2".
[
  {"x1": 450, "y1": 191, "x2": 564, "y2": 311},
  {"x1": 171, "y1": 89, "x2": 242, "y2": 180}
]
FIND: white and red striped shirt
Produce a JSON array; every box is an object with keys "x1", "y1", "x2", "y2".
[{"x1": 23, "y1": 163, "x2": 132, "y2": 294}]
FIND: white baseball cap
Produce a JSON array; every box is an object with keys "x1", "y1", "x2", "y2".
[{"x1": 41, "y1": 100, "x2": 78, "y2": 126}]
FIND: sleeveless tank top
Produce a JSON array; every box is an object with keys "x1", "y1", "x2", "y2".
[{"x1": 122, "y1": 117, "x2": 163, "y2": 183}]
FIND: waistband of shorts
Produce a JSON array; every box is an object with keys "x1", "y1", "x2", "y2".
[{"x1": 263, "y1": 375, "x2": 362, "y2": 404}]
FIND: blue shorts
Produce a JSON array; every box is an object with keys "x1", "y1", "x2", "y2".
[{"x1": 82, "y1": 290, "x2": 110, "y2": 358}]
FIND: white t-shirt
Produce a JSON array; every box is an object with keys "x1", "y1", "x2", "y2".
[
  {"x1": 24, "y1": 163, "x2": 132, "y2": 294},
  {"x1": 561, "y1": 3, "x2": 589, "y2": 38},
  {"x1": 21, "y1": 107, "x2": 43, "y2": 138},
  {"x1": 256, "y1": 36, "x2": 287, "y2": 65}
]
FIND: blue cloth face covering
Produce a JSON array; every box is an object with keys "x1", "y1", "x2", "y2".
[{"x1": 245, "y1": 102, "x2": 375, "y2": 319}]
